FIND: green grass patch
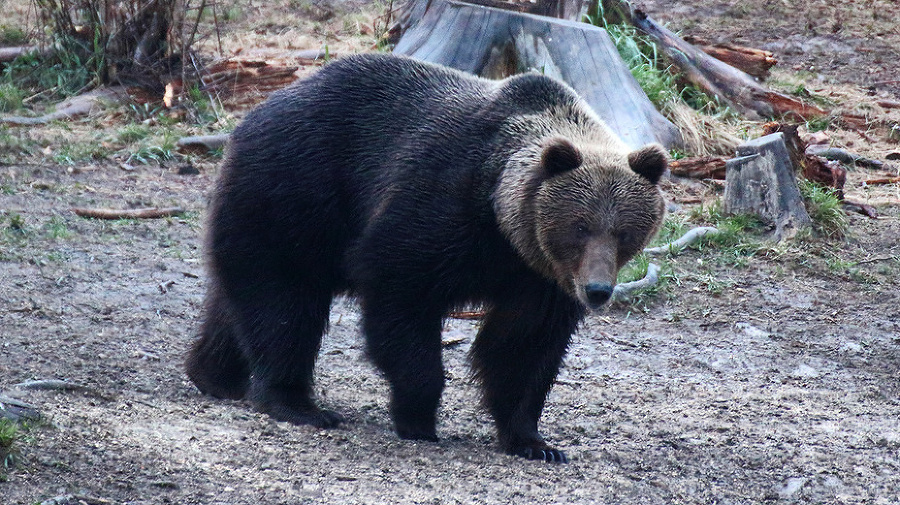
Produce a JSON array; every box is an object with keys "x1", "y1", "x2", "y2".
[
  {"x1": 0, "y1": 418, "x2": 20, "y2": 475},
  {"x1": 0, "y1": 24, "x2": 27, "y2": 45},
  {"x1": 798, "y1": 180, "x2": 848, "y2": 238},
  {"x1": 0, "y1": 82, "x2": 26, "y2": 112}
]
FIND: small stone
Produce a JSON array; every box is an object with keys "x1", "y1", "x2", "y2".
[{"x1": 777, "y1": 477, "x2": 807, "y2": 499}]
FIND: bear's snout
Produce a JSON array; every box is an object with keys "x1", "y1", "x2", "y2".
[{"x1": 583, "y1": 282, "x2": 614, "y2": 309}]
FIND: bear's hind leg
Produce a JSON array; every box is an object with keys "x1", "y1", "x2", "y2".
[
  {"x1": 186, "y1": 288, "x2": 251, "y2": 400},
  {"x1": 361, "y1": 297, "x2": 444, "y2": 441},
  {"x1": 236, "y1": 284, "x2": 344, "y2": 428},
  {"x1": 471, "y1": 286, "x2": 583, "y2": 463}
]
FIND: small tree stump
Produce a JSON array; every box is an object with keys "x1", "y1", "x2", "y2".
[
  {"x1": 724, "y1": 133, "x2": 812, "y2": 240},
  {"x1": 393, "y1": 0, "x2": 681, "y2": 149}
]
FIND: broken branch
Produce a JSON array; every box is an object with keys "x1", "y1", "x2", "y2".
[
  {"x1": 643, "y1": 226, "x2": 720, "y2": 255},
  {"x1": 72, "y1": 207, "x2": 186, "y2": 219},
  {"x1": 612, "y1": 263, "x2": 660, "y2": 302}
]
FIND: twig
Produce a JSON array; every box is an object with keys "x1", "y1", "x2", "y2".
[
  {"x1": 72, "y1": 207, "x2": 186, "y2": 219},
  {"x1": 14, "y1": 379, "x2": 91, "y2": 392},
  {"x1": 864, "y1": 177, "x2": 900, "y2": 185},
  {"x1": 643, "y1": 226, "x2": 719, "y2": 255},
  {"x1": 612, "y1": 263, "x2": 660, "y2": 302}
]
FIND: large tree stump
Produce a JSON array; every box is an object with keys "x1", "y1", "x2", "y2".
[
  {"x1": 393, "y1": 0, "x2": 681, "y2": 149},
  {"x1": 724, "y1": 133, "x2": 812, "y2": 240}
]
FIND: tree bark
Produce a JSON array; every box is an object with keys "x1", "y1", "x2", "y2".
[
  {"x1": 682, "y1": 35, "x2": 777, "y2": 81},
  {"x1": 393, "y1": 0, "x2": 682, "y2": 149}
]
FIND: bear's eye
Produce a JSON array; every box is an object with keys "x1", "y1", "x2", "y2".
[
  {"x1": 576, "y1": 224, "x2": 590, "y2": 237},
  {"x1": 616, "y1": 230, "x2": 633, "y2": 244}
]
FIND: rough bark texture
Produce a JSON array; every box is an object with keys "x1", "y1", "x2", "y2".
[
  {"x1": 393, "y1": 0, "x2": 682, "y2": 149},
  {"x1": 724, "y1": 133, "x2": 812, "y2": 240},
  {"x1": 683, "y1": 35, "x2": 777, "y2": 81}
]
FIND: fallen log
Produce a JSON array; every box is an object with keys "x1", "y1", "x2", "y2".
[
  {"x1": 601, "y1": 0, "x2": 827, "y2": 120},
  {"x1": 668, "y1": 156, "x2": 727, "y2": 179},
  {"x1": 805, "y1": 145, "x2": 885, "y2": 170},
  {"x1": 0, "y1": 45, "x2": 48, "y2": 64},
  {"x1": 683, "y1": 35, "x2": 777, "y2": 81},
  {"x1": 176, "y1": 134, "x2": 230, "y2": 154},
  {"x1": 72, "y1": 207, "x2": 186, "y2": 219},
  {"x1": 864, "y1": 177, "x2": 900, "y2": 185},
  {"x1": 0, "y1": 86, "x2": 131, "y2": 126},
  {"x1": 198, "y1": 60, "x2": 299, "y2": 97},
  {"x1": 394, "y1": 0, "x2": 682, "y2": 149}
]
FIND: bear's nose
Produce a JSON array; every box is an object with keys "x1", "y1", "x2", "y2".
[{"x1": 584, "y1": 282, "x2": 614, "y2": 307}]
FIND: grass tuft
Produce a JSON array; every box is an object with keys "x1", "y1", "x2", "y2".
[{"x1": 798, "y1": 179, "x2": 848, "y2": 238}]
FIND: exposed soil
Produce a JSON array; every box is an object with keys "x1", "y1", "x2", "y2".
[{"x1": 2, "y1": 1, "x2": 900, "y2": 504}]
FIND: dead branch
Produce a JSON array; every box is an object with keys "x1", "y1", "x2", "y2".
[
  {"x1": 72, "y1": 207, "x2": 186, "y2": 219},
  {"x1": 805, "y1": 145, "x2": 885, "y2": 170},
  {"x1": 0, "y1": 394, "x2": 41, "y2": 422},
  {"x1": 864, "y1": 177, "x2": 900, "y2": 185},
  {"x1": 176, "y1": 134, "x2": 229, "y2": 154},
  {"x1": 643, "y1": 226, "x2": 719, "y2": 255},
  {"x1": 612, "y1": 263, "x2": 660, "y2": 302},
  {"x1": 683, "y1": 35, "x2": 777, "y2": 80},
  {"x1": 14, "y1": 379, "x2": 91, "y2": 392},
  {"x1": 668, "y1": 156, "x2": 727, "y2": 179},
  {"x1": 0, "y1": 46, "x2": 48, "y2": 64},
  {"x1": 601, "y1": 0, "x2": 827, "y2": 120},
  {"x1": 841, "y1": 200, "x2": 878, "y2": 219},
  {"x1": 804, "y1": 156, "x2": 847, "y2": 198},
  {"x1": 199, "y1": 59, "x2": 299, "y2": 96},
  {"x1": 0, "y1": 86, "x2": 131, "y2": 126}
]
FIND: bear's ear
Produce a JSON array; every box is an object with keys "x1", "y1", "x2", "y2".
[
  {"x1": 540, "y1": 137, "x2": 583, "y2": 176},
  {"x1": 628, "y1": 144, "x2": 668, "y2": 185}
]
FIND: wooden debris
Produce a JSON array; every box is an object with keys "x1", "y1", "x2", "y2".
[
  {"x1": 668, "y1": 156, "x2": 727, "y2": 179},
  {"x1": 393, "y1": 0, "x2": 682, "y2": 149},
  {"x1": 683, "y1": 35, "x2": 777, "y2": 80},
  {"x1": 864, "y1": 176, "x2": 900, "y2": 185},
  {"x1": 803, "y1": 156, "x2": 846, "y2": 198},
  {"x1": 601, "y1": 0, "x2": 827, "y2": 120},
  {"x1": 612, "y1": 263, "x2": 660, "y2": 302},
  {"x1": 72, "y1": 207, "x2": 186, "y2": 220},
  {"x1": 877, "y1": 99, "x2": 900, "y2": 109},
  {"x1": 805, "y1": 145, "x2": 885, "y2": 170},
  {"x1": 643, "y1": 226, "x2": 719, "y2": 255},
  {"x1": 0, "y1": 86, "x2": 131, "y2": 126},
  {"x1": 14, "y1": 379, "x2": 91, "y2": 392},
  {"x1": 841, "y1": 200, "x2": 878, "y2": 219},
  {"x1": 0, "y1": 45, "x2": 46, "y2": 64},
  {"x1": 724, "y1": 133, "x2": 812, "y2": 240},
  {"x1": 762, "y1": 123, "x2": 806, "y2": 173},
  {"x1": 199, "y1": 60, "x2": 299, "y2": 97},
  {"x1": 176, "y1": 134, "x2": 230, "y2": 154},
  {"x1": 0, "y1": 394, "x2": 41, "y2": 422}
]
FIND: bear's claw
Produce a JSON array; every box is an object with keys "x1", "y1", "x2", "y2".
[{"x1": 515, "y1": 447, "x2": 568, "y2": 464}]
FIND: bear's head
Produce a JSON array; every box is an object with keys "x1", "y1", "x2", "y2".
[{"x1": 496, "y1": 137, "x2": 667, "y2": 310}]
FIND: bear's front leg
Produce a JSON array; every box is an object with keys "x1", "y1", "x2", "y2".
[
  {"x1": 361, "y1": 295, "x2": 446, "y2": 442},
  {"x1": 471, "y1": 284, "x2": 584, "y2": 463}
]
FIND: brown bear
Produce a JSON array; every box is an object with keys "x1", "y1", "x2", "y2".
[{"x1": 185, "y1": 53, "x2": 667, "y2": 463}]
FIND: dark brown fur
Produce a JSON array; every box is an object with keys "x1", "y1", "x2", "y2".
[{"x1": 186, "y1": 53, "x2": 667, "y2": 463}]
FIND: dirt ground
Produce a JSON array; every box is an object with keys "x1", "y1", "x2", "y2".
[{"x1": 2, "y1": 1, "x2": 900, "y2": 504}]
